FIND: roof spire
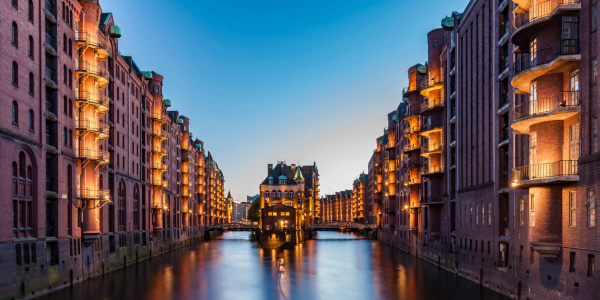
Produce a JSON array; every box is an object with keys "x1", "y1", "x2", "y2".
[
  {"x1": 294, "y1": 167, "x2": 304, "y2": 180},
  {"x1": 227, "y1": 190, "x2": 232, "y2": 199}
]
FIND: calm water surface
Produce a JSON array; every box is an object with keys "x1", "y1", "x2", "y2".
[{"x1": 37, "y1": 232, "x2": 509, "y2": 300}]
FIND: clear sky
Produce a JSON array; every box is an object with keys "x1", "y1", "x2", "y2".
[{"x1": 100, "y1": 0, "x2": 470, "y2": 200}]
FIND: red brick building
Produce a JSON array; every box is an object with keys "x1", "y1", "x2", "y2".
[
  {"x1": 343, "y1": 0, "x2": 600, "y2": 299},
  {"x1": 0, "y1": 0, "x2": 228, "y2": 298}
]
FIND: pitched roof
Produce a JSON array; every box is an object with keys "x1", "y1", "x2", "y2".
[
  {"x1": 294, "y1": 167, "x2": 304, "y2": 180},
  {"x1": 261, "y1": 163, "x2": 298, "y2": 186}
]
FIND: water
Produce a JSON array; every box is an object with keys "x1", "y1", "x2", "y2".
[{"x1": 37, "y1": 232, "x2": 509, "y2": 300}]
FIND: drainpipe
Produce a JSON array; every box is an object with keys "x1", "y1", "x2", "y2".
[{"x1": 127, "y1": 68, "x2": 131, "y2": 227}]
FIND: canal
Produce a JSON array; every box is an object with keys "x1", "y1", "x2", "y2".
[{"x1": 36, "y1": 232, "x2": 509, "y2": 300}]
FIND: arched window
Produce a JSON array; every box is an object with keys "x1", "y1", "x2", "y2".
[
  {"x1": 12, "y1": 22, "x2": 18, "y2": 46},
  {"x1": 68, "y1": 130, "x2": 72, "y2": 148},
  {"x1": 67, "y1": 165, "x2": 73, "y2": 235},
  {"x1": 12, "y1": 62, "x2": 18, "y2": 86},
  {"x1": 68, "y1": 99, "x2": 72, "y2": 116},
  {"x1": 68, "y1": 69, "x2": 72, "y2": 87},
  {"x1": 63, "y1": 34, "x2": 67, "y2": 52},
  {"x1": 68, "y1": 39, "x2": 72, "y2": 57},
  {"x1": 264, "y1": 191, "x2": 269, "y2": 197},
  {"x1": 29, "y1": 73, "x2": 34, "y2": 95},
  {"x1": 278, "y1": 191, "x2": 282, "y2": 198},
  {"x1": 12, "y1": 162, "x2": 18, "y2": 178},
  {"x1": 12, "y1": 0, "x2": 18, "y2": 8},
  {"x1": 63, "y1": 127, "x2": 67, "y2": 145},
  {"x1": 19, "y1": 152, "x2": 25, "y2": 178},
  {"x1": 117, "y1": 154, "x2": 120, "y2": 168},
  {"x1": 133, "y1": 185, "x2": 140, "y2": 230},
  {"x1": 28, "y1": 0, "x2": 34, "y2": 22},
  {"x1": 28, "y1": 36, "x2": 33, "y2": 58},
  {"x1": 63, "y1": 65, "x2": 67, "y2": 83},
  {"x1": 28, "y1": 110, "x2": 34, "y2": 131},
  {"x1": 290, "y1": 191, "x2": 294, "y2": 198},
  {"x1": 62, "y1": 2, "x2": 65, "y2": 20},
  {"x1": 12, "y1": 101, "x2": 18, "y2": 124},
  {"x1": 63, "y1": 96, "x2": 68, "y2": 114},
  {"x1": 118, "y1": 181, "x2": 126, "y2": 231}
]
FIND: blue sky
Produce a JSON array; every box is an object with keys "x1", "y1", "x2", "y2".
[{"x1": 101, "y1": 0, "x2": 470, "y2": 200}]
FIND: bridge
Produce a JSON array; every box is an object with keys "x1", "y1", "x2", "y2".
[
  {"x1": 206, "y1": 223, "x2": 260, "y2": 231},
  {"x1": 309, "y1": 222, "x2": 377, "y2": 232}
]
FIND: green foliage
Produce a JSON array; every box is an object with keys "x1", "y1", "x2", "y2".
[{"x1": 247, "y1": 199, "x2": 261, "y2": 222}]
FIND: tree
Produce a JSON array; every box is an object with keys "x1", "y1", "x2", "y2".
[{"x1": 247, "y1": 199, "x2": 261, "y2": 222}]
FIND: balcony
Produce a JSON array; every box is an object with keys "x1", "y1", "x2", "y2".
[
  {"x1": 421, "y1": 196, "x2": 444, "y2": 205},
  {"x1": 75, "y1": 91, "x2": 110, "y2": 113},
  {"x1": 45, "y1": 33, "x2": 57, "y2": 56},
  {"x1": 151, "y1": 178, "x2": 166, "y2": 187},
  {"x1": 151, "y1": 112, "x2": 167, "y2": 124},
  {"x1": 76, "y1": 188, "x2": 110, "y2": 200},
  {"x1": 403, "y1": 142, "x2": 420, "y2": 153},
  {"x1": 421, "y1": 142, "x2": 444, "y2": 158},
  {"x1": 403, "y1": 108, "x2": 421, "y2": 122},
  {"x1": 75, "y1": 148, "x2": 109, "y2": 163},
  {"x1": 75, "y1": 60, "x2": 110, "y2": 87},
  {"x1": 512, "y1": 0, "x2": 581, "y2": 49},
  {"x1": 150, "y1": 162, "x2": 167, "y2": 171},
  {"x1": 403, "y1": 178, "x2": 421, "y2": 186},
  {"x1": 420, "y1": 71, "x2": 444, "y2": 98},
  {"x1": 512, "y1": 39, "x2": 580, "y2": 92},
  {"x1": 75, "y1": 120, "x2": 109, "y2": 138},
  {"x1": 404, "y1": 160, "x2": 421, "y2": 170},
  {"x1": 512, "y1": 91, "x2": 580, "y2": 134},
  {"x1": 421, "y1": 165, "x2": 444, "y2": 176},
  {"x1": 512, "y1": 160, "x2": 578, "y2": 187},
  {"x1": 151, "y1": 130, "x2": 168, "y2": 140},
  {"x1": 421, "y1": 119, "x2": 445, "y2": 137},
  {"x1": 74, "y1": 31, "x2": 110, "y2": 60},
  {"x1": 403, "y1": 126, "x2": 421, "y2": 137},
  {"x1": 421, "y1": 98, "x2": 445, "y2": 114}
]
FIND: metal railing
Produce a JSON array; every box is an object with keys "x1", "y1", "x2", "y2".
[
  {"x1": 513, "y1": 39, "x2": 580, "y2": 76},
  {"x1": 500, "y1": 127, "x2": 509, "y2": 142},
  {"x1": 75, "y1": 31, "x2": 110, "y2": 51},
  {"x1": 403, "y1": 142, "x2": 420, "y2": 152},
  {"x1": 403, "y1": 126, "x2": 420, "y2": 135},
  {"x1": 151, "y1": 146, "x2": 167, "y2": 155},
  {"x1": 75, "y1": 91, "x2": 111, "y2": 108},
  {"x1": 76, "y1": 188, "x2": 110, "y2": 199},
  {"x1": 75, "y1": 60, "x2": 110, "y2": 80},
  {"x1": 514, "y1": 0, "x2": 580, "y2": 29},
  {"x1": 420, "y1": 69, "x2": 443, "y2": 89},
  {"x1": 150, "y1": 163, "x2": 167, "y2": 170},
  {"x1": 45, "y1": 33, "x2": 56, "y2": 49},
  {"x1": 422, "y1": 119, "x2": 445, "y2": 132},
  {"x1": 45, "y1": 67, "x2": 55, "y2": 81},
  {"x1": 151, "y1": 130, "x2": 168, "y2": 139},
  {"x1": 45, "y1": 0, "x2": 54, "y2": 14},
  {"x1": 151, "y1": 112, "x2": 165, "y2": 121},
  {"x1": 422, "y1": 165, "x2": 444, "y2": 175},
  {"x1": 403, "y1": 178, "x2": 421, "y2": 186},
  {"x1": 421, "y1": 98, "x2": 445, "y2": 112},
  {"x1": 74, "y1": 148, "x2": 109, "y2": 162},
  {"x1": 422, "y1": 142, "x2": 444, "y2": 153},
  {"x1": 513, "y1": 91, "x2": 580, "y2": 120},
  {"x1": 513, "y1": 160, "x2": 578, "y2": 181},
  {"x1": 75, "y1": 119, "x2": 110, "y2": 135}
]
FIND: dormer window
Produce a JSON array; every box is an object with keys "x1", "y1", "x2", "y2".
[
  {"x1": 269, "y1": 179, "x2": 273, "y2": 184},
  {"x1": 279, "y1": 179, "x2": 286, "y2": 184},
  {"x1": 290, "y1": 191, "x2": 294, "y2": 197}
]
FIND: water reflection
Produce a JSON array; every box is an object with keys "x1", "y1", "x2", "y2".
[{"x1": 37, "y1": 232, "x2": 508, "y2": 300}]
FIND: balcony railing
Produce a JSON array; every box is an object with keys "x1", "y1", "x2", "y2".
[
  {"x1": 151, "y1": 112, "x2": 166, "y2": 121},
  {"x1": 150, "y1": 163, "x2": 167, "y2": 171},
  {"x1": 421, "y1": 98, "x2": 445, "y2": 112},
  {"x1": 404, "y1": 126, "x2": 420, "y2": 135},
  {"x1": 422, "y1": 165, "x2": 444, "y2": 175},
  {"x1": 513, "y1": 160, "x2": 578, "y2": 181},
  {"x1": 45, "y1": 33, "x2": 56, "y2": 49},
  {"x1": 420, "y1": 70, "x2": 443, "y2": 89},
  {"x1": 500, "y1": 127, "x2": 509, "y2": 143},
  {"x1": 513, "y1": 39, "x2": 580, "y2": 76},
  {"x1": 75, "y1": 91, "x2": 111, "y2": 108},
  {"x1": 75, "y1": 31, "x2": 109, "y2": 51},
  {"x1": 45, "y1": 67, "x2": 55, "y2": 82},
  {"x1": 513, "y1": 0, "x2": 580, "y2": 29},
  {"x1": 403, "y1": 178, "x2": 421, "y2": 186},
  {"x1": 513, "y1": 91, "x2": 580, "y2": 120},
  {"x1": 45, "y1": 0, "x2": 54, "y2": 14},
  {"x1": 151, "y1": 130, "x2": 168, "y2": 139},
  {"x1": 151, "y1": 146, "x2": 167, "y2": 155},
  {"x1": 75, "y1": 119, "x2": 110, "y2": 136},
  {"x1": 422, "y1": 142, "x2": 444, "y2": 153},
  {"x1": 422, "y1": 119, "x2": 445, "y2": 132},
  {"x1": 75, "y1": 148, "x2": 109, "y2": 162},
  {"x1": 403, "y1": 143, "x2": 420, "y2": 152},
  {"x1": 75, "y1": 60, "x2": 110, "y2": 80},
  {"x1": 76, "y1": 188, "x2": 110, "y2": 199},
  {"x1": 421, "y1": 196, "x2": 444, "y2": 204}
]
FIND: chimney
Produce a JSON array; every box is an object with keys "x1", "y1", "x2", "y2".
[
  {"x1": 268, "y1": 164, "x2": 273, "y2": 175},
  {"x1": 291, "y1": 164, "x2": 296, "y2": 172}
]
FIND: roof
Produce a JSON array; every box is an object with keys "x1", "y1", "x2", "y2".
[
  {"x1": 261, "y1": 163, "x2": 298, "y2": 186},
  {"x1": 294, "y1": 167, "x2": 304, "y2": 180},
  {"x1": 99, "y1": 13, "x2": 112, "y2": 33}
]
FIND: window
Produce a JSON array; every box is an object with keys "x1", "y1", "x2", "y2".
[
  {"x1": 28, "y1": 110, "x2": 34, "y2": 132},
  {"x1": 64, "y1": 96, "x2": 68, "y2": 114},
  {"x1": 28, "y1": 36, "x2": 33, "y2": 58},
  {"x1": 476, "y1": 204, "x2": 479, "y2": 225},
  {"x1": 530, "y1": 195, "x2": 535, "y2": 227},
  {"x1": 519, "y1": 246, "x2": 524, "y2": 262},
  {"x1": 593, "y1": 116, "x2": 598, "y2": 154},
  {"x1": 12, "y1": 0, "x2": 18, "y2": 8},
  {"x1": 63, "y1": 34, "x2": 67, "y2": 52},
  {"x1": 12, "y1": 102, "x2": 18, "y2": 124},
  {"x1": 586, "y1": 189, "x2": 596, "y2": 227},
  {"x1": 570, "y1": 191, "x2": 576, "y2": 227},
  {"x1": 68, "y1": 39, "x2": 72, "y2": 56},
  {"x1": 594, "y1": 59, "x2": 598, "y2": 83},
  {"x1": 589, "y1": 255, "x2": 595, "y2": 276},
  {"x1": 594, "y1": 5, "x2": 598, "y2": 31},
  {"x1": 63, "y1": 65, "x2": 67, "y2": 83},
  {"x1": 519, "y1": 198, "x2": 525, "y2": 226},
  {"x1": 12, "y1": 22, "x2": 18, "y2": 47},
  {"x1": 290, "y1": 191, "x2": 294, "y2": 198},
  {"x1": 68, "y1": 130, "x2": 72, "y2": 148},
  {"x1": 68, "y1": 99, "x2": 72, "y2": 116},
  {"x1": 28, "y1": 0, "x2": 34, "y2": 22},
  {"x1": 570, "y1": 252, "x2": 576, "y2": 273},
  {"x1": 63, "y1": 128, "x2": 68, "y2": 146},
  {"x1": 12, "y1": 62, "x2": 19, "y2": 86},
  {"x1": 28, "y1": 73, "x2": 34, "y2": 95},
  {"x1": 530, "y1": 247, "x2": 535, "y2": 265},
  {"x1": 68, "y1": 69, "x2": 72, "y2": 88}
]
